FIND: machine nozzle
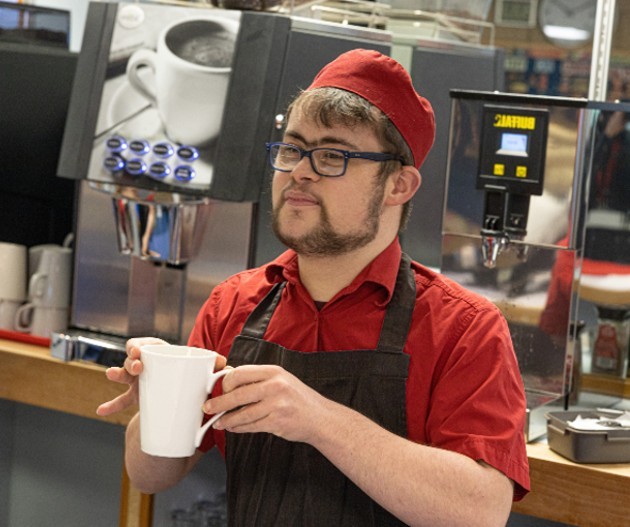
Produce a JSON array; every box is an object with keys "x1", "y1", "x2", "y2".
[{"x1": 480, "y1": 232, "x2": 508, "y2": 269}]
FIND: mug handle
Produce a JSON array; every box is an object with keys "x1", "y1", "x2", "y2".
[
  {"x1": 14, "y1": 303, "x2": 34, "y2": 333},
  {"x1": 29, "y1": 272, "x2": 47, "y2": 300},
  {"x1": 126, "y1": 48, "x2": 158, "y2": 105},
  {"x1": 195, "y1": 368, "x2": 231, "y2": 448}
]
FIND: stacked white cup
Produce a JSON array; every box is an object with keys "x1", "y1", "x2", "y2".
[
  {"x1": 0, "y1": 242, "x2": 28, "y2": 330},
  {"x1": 15, "y1": 245, "x2": 72, "y2": 338}
]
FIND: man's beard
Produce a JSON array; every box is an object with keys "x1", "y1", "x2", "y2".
[{"x1": 271, "y1": 180, "x2": 386, "y2": 257}]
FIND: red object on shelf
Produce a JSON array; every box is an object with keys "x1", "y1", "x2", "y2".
[
  {"x1": 583, "y1": 258, "x2": 630, "y2": 276},
  {"x1": 0, "y1": 329, "x2": 51, "y2": 348}
]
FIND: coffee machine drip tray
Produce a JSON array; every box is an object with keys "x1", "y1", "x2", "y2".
[{"x1": 51, "y1": 329, "x2": 127, "y2": 367}]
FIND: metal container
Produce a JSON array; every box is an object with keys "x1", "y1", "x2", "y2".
[{"x1": 547, "y1": 410, "x2": 630, "y2": 464}]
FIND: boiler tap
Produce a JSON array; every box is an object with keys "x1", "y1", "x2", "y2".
[
  {"x1": 480, "y1": 231, "x2": 508, "y2": 269},
  {"x1": 479, "y1": 188, "x2": 532, "y2": 269}
]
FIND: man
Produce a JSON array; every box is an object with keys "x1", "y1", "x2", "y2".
[{"x1": 98, "y1": 49, "x2": 530, "y2": 526}]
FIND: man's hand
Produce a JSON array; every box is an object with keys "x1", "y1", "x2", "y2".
[
  {"x1": 203, "y1": 364, "x2": 328, "y2": 444},
  {"x1": 96, "y1": 337, "x2": 168, "y2": 416}
]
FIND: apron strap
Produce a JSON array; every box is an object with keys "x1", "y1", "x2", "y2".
[
  {"x1": 240, "y1": 281, "x2": 286, "y2": 339},
  {"x1": 376, "y1": 253, "x2": 416, "y2": 354}
]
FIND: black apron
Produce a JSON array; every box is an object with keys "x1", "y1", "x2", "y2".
[{"x1": 225, "y1": 254, "x2": 416, "y2": 526}]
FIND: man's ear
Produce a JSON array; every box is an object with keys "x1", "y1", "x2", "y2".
[{"x1": 384, "y1": 166, "x2": 422, "y2": 206}]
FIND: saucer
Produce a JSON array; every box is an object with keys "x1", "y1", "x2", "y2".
[{"x1": 106, "y1": 70, "x2": 163, "y2": 139}]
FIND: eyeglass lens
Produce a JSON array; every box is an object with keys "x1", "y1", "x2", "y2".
[{"x1": 270, "y1": 144, "x2": 346, "y2": 176}]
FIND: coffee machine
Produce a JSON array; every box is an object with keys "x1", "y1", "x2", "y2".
[
  {"x1": 440, "y1": 90, "x2": 630, "y2": 440},
  {"x1": 55, "y1": 2, "x2": 393, "y2": 360}
]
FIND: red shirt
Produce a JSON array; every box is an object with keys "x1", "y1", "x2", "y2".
[{"x1": 189, "y1": 239, "x2": 530, "y2": 500}]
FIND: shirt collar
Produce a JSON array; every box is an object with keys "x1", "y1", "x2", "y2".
[
  {"x1": 264, "y1": 239, "x2": 403, "y2": 304},
  {"x1": 264, "y1": 250, "x2": 297, "y2": 284}
]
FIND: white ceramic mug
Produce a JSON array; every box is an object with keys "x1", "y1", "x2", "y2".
[
  {"x1": 28, "y1": 246, "x2": 72, "y2": 308},
  {"x1": 139, "y1": 344, "x2": 230, "y2": 457},
  {"x1": 28, "y1": 244, "x2": 60, "y2": 279},
  {"x1": 0, "y1": 299, "x2": 22, "y2": 330},
  {"x1": 126, "y1": 16, "x2": 238, "y2": 146},
  {"x1": 0, "y1": 242, "x2": 27, "y2": 302},
  {"x1": 14, "y1": 304, "x2": 68, "y2": 337}
]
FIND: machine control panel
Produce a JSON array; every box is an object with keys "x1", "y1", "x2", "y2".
[
  {"x1": 102, "y1": 135, "x2": 200, "y2": 185},
  {"x1": 477, "y1": 105, "x2": 549, "y2": 196}
]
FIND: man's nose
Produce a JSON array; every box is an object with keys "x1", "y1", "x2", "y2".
[{"x1": 291, "y1": 155, "x2": 320, "y2": 182}]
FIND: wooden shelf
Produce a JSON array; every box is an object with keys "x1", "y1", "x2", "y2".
[{"x1": 582, "y1": 372, "x2": 630, "y2": 399}]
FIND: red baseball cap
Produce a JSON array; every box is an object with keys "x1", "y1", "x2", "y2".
[{"x1": 307, "y1": 48, "x2": 435, "y2": 169}]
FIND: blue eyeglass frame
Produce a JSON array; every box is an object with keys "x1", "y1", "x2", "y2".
[{"x1": 265, "y1": 142, "x2": 405, "y2": 177}]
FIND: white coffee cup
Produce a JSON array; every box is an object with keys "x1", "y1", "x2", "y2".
[
  {"x1": 0, "y1": 299, "x2": 22, "y2": 330},
  {"x1": 14, "y1": 304, "x2": 68, "y2": 337},
  {"x1": 0, "y1": 242, "x2": 27, "y2": 302},
  {"x1": 28, "y1": 244, "x2": 61, "y2": 279},
  {"x1": 139, "y1": 344, "x2": 230, "y2": 457},
  {"x1": 126, "y1": 16, "x2": 238, "y2": 146},
  {"x1": 28, "y1": 246, "x2": 72, "y2": 308}
]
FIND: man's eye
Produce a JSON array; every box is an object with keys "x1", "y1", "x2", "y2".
[
  {"x1": 278, "y1": 146, "x2": 300, "y2": 159},
  {"x1": 320, "y1": 150, "x2": 345, "y2": 163}
]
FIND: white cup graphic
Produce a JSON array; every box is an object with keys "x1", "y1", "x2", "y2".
[
  {"x1": 28, "y1": 246, "x2": 72, "y2": 308},
  {"x1": 15, "y1": 304, "x2": 68, "y2": 337},
  {"x1": 0, "y1": 242, "x2": 27, "y2": 303},
  {"x1": 139, "y1": 344, "x2": 230, "y2": 457},
  {"x1": 126, "y1": 17, "x2": 238, "y2": 146}
]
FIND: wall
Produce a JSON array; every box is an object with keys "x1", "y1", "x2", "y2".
[
  {"x1": 0, "y1": 403, "x2": 124, "y2": 527},
  {"x1": 0, "y1": 400, "x2": 15, "y2": 527}
]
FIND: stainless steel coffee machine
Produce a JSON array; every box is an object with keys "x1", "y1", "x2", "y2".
[
  {"x1": 56, "y1": 2, "x2": 394, "y2": 359},
  {"x1": 441, "y1": 90, "x2": 630, "y2": 440}
]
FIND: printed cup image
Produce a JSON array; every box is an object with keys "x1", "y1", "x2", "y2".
[
  {"x1": 126, "y1": 17, "x2": 238, "y2": 146},
  {"x1": 139, "y1": 344, "x2": 230, "y2": 457}
]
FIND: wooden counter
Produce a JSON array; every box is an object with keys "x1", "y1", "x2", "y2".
[
  {"x1": 0, "y1": 338, "x2": 150, "y2": 527},
  {"x1": 2, "y1": 339, "x2": 630, "y2": 527},
  {"x1": 0, "y1": 338, "x2": 136, "y2": 426},
  {"x1": 579, "y1": 273, "x2": 630, "y2": 307},
  {"x1": 514, "y1": 442, "x2": 630, "y2": 527}
]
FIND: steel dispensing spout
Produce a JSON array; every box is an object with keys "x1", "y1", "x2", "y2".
[
  {"x1": 480, "y1": 231, "x2": 508, "y2": 269},
  {"x1": 479, "y1": 188, "x2": 530, "y2": 269}
]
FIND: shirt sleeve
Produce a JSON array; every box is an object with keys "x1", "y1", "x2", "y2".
[
  {"x1": 188, "y1": 294, "x2": 218, "y2": 351},
  {"x1": 424, "y1": 304, "x2": 530, "y2": 500}
]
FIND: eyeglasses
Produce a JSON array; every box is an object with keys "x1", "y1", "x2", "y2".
[{"x1": 265, "y1": 142, "x2": 404, "y2": 177}]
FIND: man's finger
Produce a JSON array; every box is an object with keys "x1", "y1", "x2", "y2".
[
  {"x1": 221, "y1": 364, "x2": 275, "y2": 392},
  {"x1": 96, "y1": 389, "x2": 136, "y2": 416}
]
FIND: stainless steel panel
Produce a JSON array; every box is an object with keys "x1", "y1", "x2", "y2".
[
  {"x1": 442, "y1": 93, "x2": 630, "y2": 438},
  {"x1": 442, "y1": 234, "x2": 579, "y2": 396},
  {"x1": 440, "y1": 93, "x2": 589, "y2": 439},
  {"x1": 71, "y1": 181, "x2": 252, "y2": 343},
  {"x1": 442, "y1": 97, "x2": 584, "y2": 249}
]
